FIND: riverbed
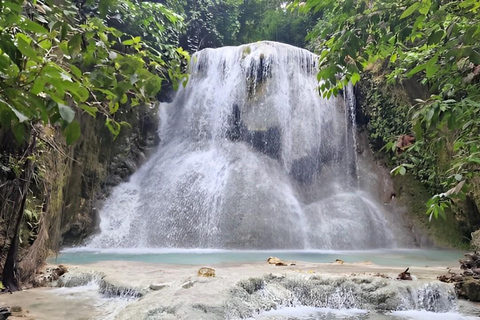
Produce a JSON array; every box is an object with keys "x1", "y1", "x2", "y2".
[{"x1": 2, "y1": 251, "x2": 480, "y2": 319}]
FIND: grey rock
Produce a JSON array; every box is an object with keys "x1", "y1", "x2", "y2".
[
  {"x1": 149, "y1": 283, "x2": 171, "y2": 291},
  {"x1": 181, "y1": 280, "x2": 196, "y2": 289}
]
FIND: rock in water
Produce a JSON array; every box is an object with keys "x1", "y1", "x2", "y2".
[
  {"x1": 267, "y1": 257, "x2": 282, "y2": 264},
  {"x1": 198, "y1": 267, "x2": 215, "y2": 277},
  {"x1": 397, "y1": 268, "x2": 413, "y2": 281},
  {"x1": 456, "y1": 279, "x2": 480, "y2": 302},
  {"x1": 149, "y1": 283, "x2": 171, "y2": 290}
]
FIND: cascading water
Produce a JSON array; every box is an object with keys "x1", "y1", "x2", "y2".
[{"x1": 89, "y1": 41, "x2": 414, "y2": 250}]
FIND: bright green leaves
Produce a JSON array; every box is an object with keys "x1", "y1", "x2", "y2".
[
  {"x1": 418, "y1": 0, "x2": 432, "y2": 15},
  {"x1": 400, "y1": 0, "x2": 431, "y2": 19},
  {"x1": 400, "y1": 2, "x2": 421, "y2": 19},
  {"x1": 105, "y1": 118, "x2": 121, "y2": 136},
  {"x1": 425, "y1": 54, "x2": 439, "y2": 79},
  {"x1": 426, "y1": 195, "x2": 448, "y2": 220},
  {"x1": 300, "y1": 0, "x2": 480, "y2": 221},
  {"x1": 0, "y1": 0, "x2": 188, "y2": 145},
  {"x1": 390, "y1": 163, "x2": 415, "y2": 176},
  {"x1": 122, "y1": 37, "x2": 141, "y2": 46},
  {"x1": 16, "y1": 34, "x2": 41, "y2": 63}
]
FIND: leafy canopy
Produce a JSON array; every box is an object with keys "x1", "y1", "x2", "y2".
[
  {"x1": 0, "y1": 0, "x2": 188, "y2": 145},
  {"x1": 294, "y1": 0, "x2": 480, "y2": 219}
]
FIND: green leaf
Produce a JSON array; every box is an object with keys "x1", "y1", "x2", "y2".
[
  {"x1": 464, "y1": 25, "x2": 479, "y2": 45},
  {"x1": 427, "y1": 30, "x2": 445, "y2": 45},
  {"x1": 12, "y1": 123, "x2": 26, "y2": 144},
  {"x1": 16, "y1": 36, "x2": 41, "y2": 62},
  {"x1": 418, "y1": 0, "x2": 431, "y2": 15},
  {"x1": 399, "y1": 166, "x2": 406, "y2": 175},
  {"x1": 470, "y1": 50, "x2": 480, "y2": 65},
  {"x1": 406, "y1": 63, "x2": 426, "y2": 78},
  {"x1": 69, "y1": 64, "x2": 82, "y2": 79},
  {"x1": 400, "y1": 3, "x2": 420, "y2": 19},
  {"x1": 68, "y1": 34, "x2": 83, "y2": 56},
  {"x1": 58, "y1": 103, "x2": 75, "y2": 123},
  {"x1": 21, "y1": 19, "x2": 49, "y2": 34},
  {"x1": 79, "y1": 104, "x2": 98, "y2": 117},
  {"x1": 64, "y1": 120, "x2": 81, "y2": 145},
  {"x1": 425, "y1": 55, "x2": 439, "y2": 79},
  {"x1": 390, "y1": 53, "x2": 397, "y2": 63},
  {"x1": 106, "y1": 118, "x2": 121, "y2": 137},
  {"x1": 413, "y1": 120, "x2": 423, "y2": 140},
  {"x1": 350, "y1": 72, "x2": 360, "y2": 85}
]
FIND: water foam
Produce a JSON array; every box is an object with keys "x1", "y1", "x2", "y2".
[{"x1": 88, "y1": 41, "x2": 414, "y2": 250}]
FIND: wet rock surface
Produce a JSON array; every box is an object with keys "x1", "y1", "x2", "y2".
[
  {"x1": 438, "y1": 251, "x2": 480, "y2": 302},
  {"x1": 2, "y1": 260, "x2": 467, "y2": 320},
  {"x1": 60, "y1": 102, "x2": 161, "y2": 246},
  {"x1": 0, "y1": 307, "x2": 11, "y2": 320},
  {"x1": 32, "y1": 265, "x2": 68, "y2": 287}
]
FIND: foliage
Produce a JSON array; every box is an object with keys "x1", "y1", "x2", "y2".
[
  {"x1": 237, "y1": 0, "x2": 321, "y2": 48},
  {"x1": 295, "y1": 0, "x2": 480, "y2": 219},
  {"x1": 174, "y1": 0, "x2": 320, "y2": 52},
  {"x1": 0, "y1": 0, "x2": 187, "y2": 145}
]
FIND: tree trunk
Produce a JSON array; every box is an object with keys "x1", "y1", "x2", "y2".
[{"x1": 1, "y1": 133, "x2": 36, "y2": 291}]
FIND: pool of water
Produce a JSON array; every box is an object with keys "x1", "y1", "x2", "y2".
[{"x1": 51, "y1": 248, "x2": 463, "y2": 267}]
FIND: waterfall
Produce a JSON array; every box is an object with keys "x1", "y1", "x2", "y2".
[{"x1": 88, "y1": 41, "x2": 413, "y2": 250}]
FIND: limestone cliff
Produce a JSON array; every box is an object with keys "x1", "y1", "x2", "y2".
[{"x1": 0, "y1": 101, "x2": 160, "y2": 286}]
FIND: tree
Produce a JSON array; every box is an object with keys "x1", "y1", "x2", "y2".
[
  {"x1": 294, "y1": 0, "x2": 480, "y2": 219},
  {"x1": 0, "y1": 0, "x2": 187, "y2": 290}
]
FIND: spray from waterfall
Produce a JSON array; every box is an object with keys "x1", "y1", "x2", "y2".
[{"x1": 88, "y1": 41, "x2": 414, "y2": 250}]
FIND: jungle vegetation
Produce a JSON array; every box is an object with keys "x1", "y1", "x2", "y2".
[
  {"x1": 1, "y1": 0, "x2": 479, "y2": 290},
  {"x1": 292, "y1": 0, "x2": 480, "y2": 220}
]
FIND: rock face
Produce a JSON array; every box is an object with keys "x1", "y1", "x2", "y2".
[
  {"x1": 60, "y1": 102, "x2": 160, "y2": 246},
  {"x1": 472, "y1": 230, "x2": 480, "y2": 250}
]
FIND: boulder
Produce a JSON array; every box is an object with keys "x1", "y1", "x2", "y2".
[
  {"x1": 149, "y1": 283, "x2": 171, "y2": 291},
  {"x1": 267, "y1": 257, "x2": 282, "y2": 265},
  {"x1": 181, "y1": 280, "x2": 196, "y2": 289},
  {"x1": 396, "y1": 268, "x2": 412, "y2": 281},
  {"x1": 456, "y1": 278, "x2": 480, "y2": 302},
  {"x1": 0, "y1": 307, "x2": 12, "y2": 320},
  {"x1": 198, "y1": 267, "x2": 215, "y2": 277},
  {"x1": 0, "y1": 307, "x2": 11, "y2": 320},
  {"x1": 472, "y1": 229, "x2": 480, "y2": 251},
  {"x1": 33, "y1": 264, "x2": 68, "y2": 287}
]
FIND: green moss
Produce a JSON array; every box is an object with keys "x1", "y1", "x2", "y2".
[{"x1": 241, "y1": 46, "x2": 251, "y2": 59}]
